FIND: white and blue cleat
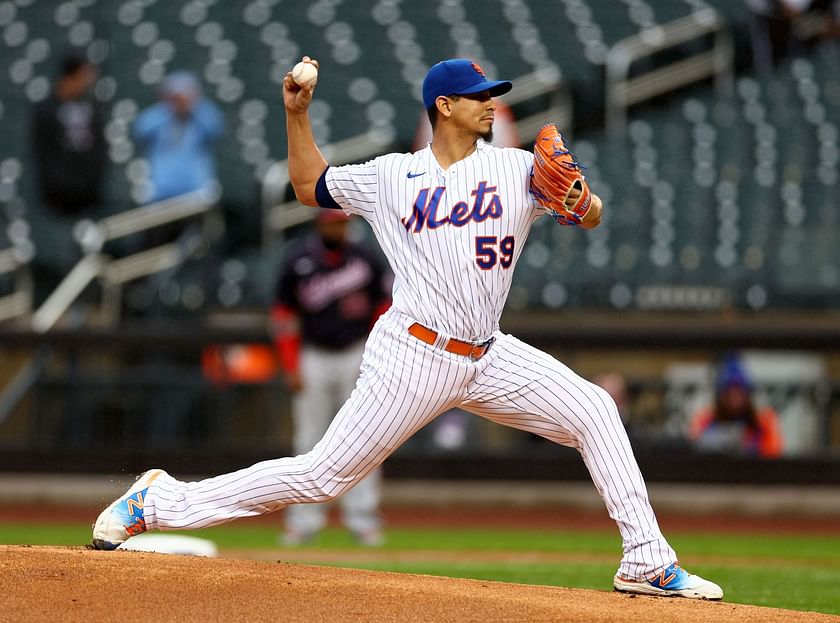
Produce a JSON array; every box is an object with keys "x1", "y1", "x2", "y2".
[
  {"x1": 613, "y1": 562, "x2": 723, "y2": 600},
  {"x1": 91, "y1": 469, "x2": 165, "y2": 550}
]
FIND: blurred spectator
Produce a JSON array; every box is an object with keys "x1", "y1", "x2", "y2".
[
  {"x1": 134, "y1": 71, "x2": 224, "y2": 203},
  {"x1": 689, "y1": 354, "x2": 784, "y2": 458},
  {"x1": 29, "y1": 51, "x2": 106, "y2": 294},
  {"x1": 272, "y1": 209, "x2": 391, "y2": 547},
  {"x1": 31, "y1": 52, "x2": 106, "y2": 216},
  {"x1": 746, "y1": 0, "x2": 812, "y2": 73},
  {"x1": 595, "y1": 372, "x2": 632, "y2": 426},
  {"x1": 412, "y1": 99, "x2": 520, "y2": 151},
  {"x1": 594, "y1": 372, "x2": 657, "y2": 445}
]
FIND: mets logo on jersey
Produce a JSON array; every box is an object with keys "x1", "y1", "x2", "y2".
[
  {"x1": 401, "y1": 182, "x2": 503, "y2": 233},
  {"x1": 471, "y1": 62, "x2": 485, "y2": 77}
]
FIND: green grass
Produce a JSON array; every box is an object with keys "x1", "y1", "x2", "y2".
[{"x1": 2, "y1": 523, "x2": 839, "y2": 615}]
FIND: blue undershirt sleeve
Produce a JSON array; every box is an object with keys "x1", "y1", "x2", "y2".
[{"x1": 315, "y1": 166, "x2": 341, "y2": 210}]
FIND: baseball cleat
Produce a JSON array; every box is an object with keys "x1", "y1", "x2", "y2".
[
  {"x1": 91, "y1": 469, "x2": 166, "y2": 550},
  {"x1": 613, "y1": 563, "x2": 723, "y2": 600}
]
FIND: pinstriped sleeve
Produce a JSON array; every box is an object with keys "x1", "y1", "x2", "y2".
[
  {"x1": 324, "y1": 158, "x2": 380, "y2": 220},
  {"x1": 518, "y1": 149, "x2": 546, "y2": 219}
]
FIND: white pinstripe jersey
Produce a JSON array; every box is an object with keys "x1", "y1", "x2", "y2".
[{"x1": 325, "y1": 140, "x2": 545, "y2": 342}]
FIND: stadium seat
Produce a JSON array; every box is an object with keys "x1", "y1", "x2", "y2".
[{"x1": 0, "y1": 0, "x2": 836, "y2": 316}]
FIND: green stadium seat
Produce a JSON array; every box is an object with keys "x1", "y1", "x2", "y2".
[{"x1": 0, "y1": 0, "x2": 835, "y2": 316}]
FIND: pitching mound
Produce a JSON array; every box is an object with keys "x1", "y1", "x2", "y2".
[{"x1": 2, "y1": 546, "x2": 836, "y2": 622}]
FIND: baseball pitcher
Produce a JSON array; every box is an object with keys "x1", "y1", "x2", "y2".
[{"x1": 93, "y1": 56, "x2": 722, "y2": 601}]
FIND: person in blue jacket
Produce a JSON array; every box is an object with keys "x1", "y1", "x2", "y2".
[{"x1": 133, "y1": 71, "x2": 224, "y2": 204}]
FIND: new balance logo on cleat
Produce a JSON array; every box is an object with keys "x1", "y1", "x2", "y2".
[
  {"x1": 91, "y1": 469, "x2": 166, "y2": 550},
  {"x1": 651, "y1": 567, "x2": 678, "y2": 589},
  {"x1": 123, "y1": 493, "x2": 148, "y2": 538},
  {"x1": 126, "y1": 492, "x2": 145, "y2": 516},
  {"x1": 613, "y1": 563, "x2": 723, "y2": 600}
]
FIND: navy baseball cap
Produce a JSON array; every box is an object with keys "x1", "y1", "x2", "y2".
[
  {"x1": 716, "y1": 353, "x2": 753, "y2": 392},
  {"x1": 422, "y1": 59, "x2": 512, "y2": 110}
]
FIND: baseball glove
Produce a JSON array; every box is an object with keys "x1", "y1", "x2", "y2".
[{"x1": 530, "y1": 123, "x2": 592, "y2": 226}]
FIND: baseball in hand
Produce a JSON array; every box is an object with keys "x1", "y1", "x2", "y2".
[{"x1": 291, "y1": 61, "x2": 318, "y2": 88}]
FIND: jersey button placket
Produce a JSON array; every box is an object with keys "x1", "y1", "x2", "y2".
[{"x1": 444, "y1": 169, "x2": 466, "y2": 252}]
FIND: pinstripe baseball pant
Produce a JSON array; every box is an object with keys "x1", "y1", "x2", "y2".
[{"x1": 143, "y1": 308, "x2": 676, "y2": 579}]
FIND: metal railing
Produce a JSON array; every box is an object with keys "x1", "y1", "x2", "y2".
[
  {"x1": 0, "y1": 230, "x2": 37, "y2": 427},
  {"x1": 0, "y1": 189, "x2": 221, "y2": 426},
  {"x1": 605, "y1": 8, "x2": 734, "y2": 134},
  {"x1": 75, "y1": 188, "x2": 219, "y2": 251},
  {"x1": 0, "y1": 248, "x2": 33, "y2": 324},
  {"x1": 0, "y1": 219, "x2": 35, "y2": 324},
  {"x1": 32, "y1": 186, "x2": 221, "y2": 331}
]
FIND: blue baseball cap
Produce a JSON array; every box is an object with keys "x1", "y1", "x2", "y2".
[
  {"x1": 717, "y1": 353, "x2": 752, "y2": 392},
  {"x1": 422, "y1": 59, "x2": 512, "y2": 110}
]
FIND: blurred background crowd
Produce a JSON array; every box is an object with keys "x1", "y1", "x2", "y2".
[{"x1": 1, "y1": 0, "x2": 839, "y2": 480}]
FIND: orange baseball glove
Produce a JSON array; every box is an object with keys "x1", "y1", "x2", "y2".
[{"x1": 530, "y1": 123, "x2": 592, "y2": 226}]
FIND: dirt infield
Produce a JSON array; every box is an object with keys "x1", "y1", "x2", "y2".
[{"x1": 3, "y1": 546, "x2": 838, "y2": 623}]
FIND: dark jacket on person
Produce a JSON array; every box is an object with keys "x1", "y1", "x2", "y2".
[{"x1": 31, "y1": 93, "x2": 107, "y2": 215}]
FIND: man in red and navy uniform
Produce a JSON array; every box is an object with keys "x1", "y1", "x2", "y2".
[{"x1": 272, "y1": 209, "x2": 390, "y2": 546}]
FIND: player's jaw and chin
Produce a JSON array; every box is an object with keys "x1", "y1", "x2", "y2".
[
  {"x1": 473, "y1": 104, "x2": 495, "y2": 143},
  {"x1": 449, "y1": 91, "x2": 495, "y2": 143}
]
